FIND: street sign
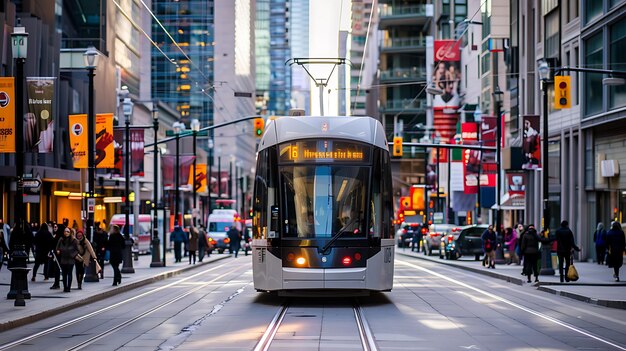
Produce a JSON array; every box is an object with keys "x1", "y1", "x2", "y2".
[
  {"x1": 21, "y1": 179, "x2": 41, "y2": 189},
  {"x1": 87, "y1": 198, "x2": 95, "y2": 213},
  {"x1": 433, "y1": 212, "x2": 444, "y2": 224}
]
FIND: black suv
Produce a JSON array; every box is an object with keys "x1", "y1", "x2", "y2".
[{"x1": 446, "y1": 225, "x2": 489, "y2": 260}]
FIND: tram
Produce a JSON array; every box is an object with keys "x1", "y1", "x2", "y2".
[{"x1": 251, "y1": 115, "x2": 395, "y2": 295}]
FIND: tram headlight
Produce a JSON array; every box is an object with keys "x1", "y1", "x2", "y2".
[{"x1": 296, "y1": 257, "x2": 306, "y2": 265}]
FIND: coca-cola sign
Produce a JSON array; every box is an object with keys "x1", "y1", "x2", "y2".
[{"x1": 434, "y1": 40, "x2": 461, "y2": 62}]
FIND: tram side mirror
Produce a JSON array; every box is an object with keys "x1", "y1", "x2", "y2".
[{"x1": 270, "y1": 205, "x2": 279, "y2": 236}]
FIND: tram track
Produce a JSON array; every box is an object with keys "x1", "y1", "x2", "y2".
[
  {"x1": 0, "y1": 261, "x2": 249, "y2": 351},
  {"x1": 254, "y1": 299, "x2": 378, "y2": 351}
]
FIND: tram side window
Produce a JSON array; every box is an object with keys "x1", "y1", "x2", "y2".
[
  {"x1": 370, "y1": 151, "x2": 382, "y2": 238},
  {"x1": 253, "y1": 149, "x2": 273, "y2": 239},
  {"x1": 381, "y1": 151, "x2": 393, "y2": 239}
]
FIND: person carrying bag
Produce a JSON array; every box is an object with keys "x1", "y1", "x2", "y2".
[{"x1": 567, "y1": 254, "x2": 579, "y2": 282}]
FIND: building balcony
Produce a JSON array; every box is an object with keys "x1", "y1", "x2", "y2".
[
  {"x1": 381, "y1": 36, "x2": 426, "y2": 53},
  {"x1": 379, "y1": 4, "x2": 432, "y2": 29},
  {"x1": 381, "y1": 98, "x2": 427, "y2": 113},
  {"x1": 380, "y1": 68, "x2": 426, "y2": 82}
]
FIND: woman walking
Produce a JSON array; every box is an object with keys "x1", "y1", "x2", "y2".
[
  {"x1": 606, "y1": 222, "x2": 626, "y2": 282},
  {"x1": 594, "y1": 222, "x2": 607, "y2": 265},
  {"x1": 32, "y1": 223, "x2": 54, "y2": 281},
  {"x1": 504, "y1": 227, "x2": 519, "y2": 265},
  {"x1": 56, "y1": 227, "x2": 79, "y2": 292},
  {"x1": 75, "y1": 230, "x2": 98, "y2": 289},
  {"x1": 188, "y1": 225, "x2": 199, "y2": 264},
  {"x1": 520, "y1": 224, "x2": 541, "y2": 283}
]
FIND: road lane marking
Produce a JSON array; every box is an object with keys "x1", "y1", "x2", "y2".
[{"x1": 397, "y1": 259, "x2": 626, "y2": 351}]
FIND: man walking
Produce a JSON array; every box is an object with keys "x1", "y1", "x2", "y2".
[
  {"x1": 227, "y1": 222, "x2": 242, "y2": 258},
  {"x1": 481, "y1": 225, "x2": 497, "y2": 269},
  {"x1": 555, "y1": 220, "x2": 580, "y2": 282}
]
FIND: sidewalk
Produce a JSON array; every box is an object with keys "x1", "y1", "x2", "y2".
[
  {"x1": 0, "y1": 252, "x2": 230, "y2": 332},
  {"x1": 397, "y1": 248, "x2": 626, "y2": 309}
]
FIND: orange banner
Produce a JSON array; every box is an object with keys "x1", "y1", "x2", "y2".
[
  {"x1": 69, "y1": 114, "x2": 88, "y2": 168},
  {"x1": 0, "y1": 77, "x2": 15, "y2": 153},
  {"x1": 95, "y1": 113, "x2": 114, "y2": 168},
  {"x1": 189, "y1": 163, "x2": 207, "y2": 193}
]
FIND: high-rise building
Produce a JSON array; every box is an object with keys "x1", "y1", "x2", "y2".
[
  {"x1": 290, "y1": 0, "x2": 310, "y2": 114},
  {"x1": 350, "y1": 0, "x2": 378, "y2": 117}
]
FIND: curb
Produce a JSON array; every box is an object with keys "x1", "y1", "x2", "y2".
[
  {"x1": 397, "y1": 251, "x2": 525, "y2": 286},
  {"x1": 537, "y1": 286, "x2": 626, "y2": 310},
  {"x1": 398, "y1": 251, "x2": 626, "y2": 309},
  {"x1": 0, "y1": 255, "x2": 230, "y2": 332}
]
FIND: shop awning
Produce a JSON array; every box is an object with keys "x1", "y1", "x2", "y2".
[{"x1": 491, "y1": 193, "x2": 525, "y2": 210}]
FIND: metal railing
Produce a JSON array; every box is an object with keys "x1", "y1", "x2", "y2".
[
  {"x1": 381, "y1": 36, "x2": 426, "y2": 49},
  {"x1": 383, "y1": 99, "x2": 427, "y2": 111},
  {"x1": 380, "y1": 68, "x2": 426, "y2": 81},
  {"x1": 379, "y1": 5, "x2": 428, "y2": 18}
]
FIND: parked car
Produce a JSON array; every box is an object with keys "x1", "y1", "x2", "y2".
[
  {"x1": 423, "y1": 224, "x2": 458, "y2": 256},
  {"x1": 396, "y1": 222, "x2": 421, "y2": 248},
  {"x1": 445, "y1": 224, "x2": 490, "y2": 260}
]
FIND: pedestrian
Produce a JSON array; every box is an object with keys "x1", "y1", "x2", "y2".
[
  {"x1": 481, "y1": 225, "x2": 497, "y2": 269},
  {"x1": 227, "y1": 222, "x2": 242, "y2": 258},
  {"x1": 75, "y1": 229, "x2": 98, "y2": 290},
  {"x1": 93, "y1": 222, "x2": 108, "y2": 279},
  {"x1": 23, "y1": 221, "x2": 34, "y2": 263},
  {"x1": 108, "y1": 224, "x2": 125, "y2": 286},
  {"x1": 555, "y1": 220, "x2": 581, "y2": 283},
  {"x1": 188, "y1": 225, "x2": 199, "y2": 264},
  {"x1": 32, "y1": 223, "x2": 54, "y2": 281},
  {"x1": 56, "y1": 227, "x2": 79, "y2": 292},
  {"x1": 72, "y1": 219, "x2": 79, "y2": 231},
  {"x1": 48, "y1": 222, "x2": 63, "y2": 289},
  {"x1": 606, "y1": 221, "x2": 626, "y2": 282},
  {"x1": 170, "y1": 225, "x2": 186, "y2": 263},
  {"x1": 243, "y1": 226, "x2": 251, "y2": 256},
  {"x1": 520, "y1": 224, "x2": 542, "y2": 283},
  {"x1": 504, "y1": 227, "x2": 519, "y2": 265},
  {"x1": 198, "y1": 224, "x2": 209, "y2": 262},
  {"x1": 594, "y1": 222, "x2": 607, "y2": 265}
]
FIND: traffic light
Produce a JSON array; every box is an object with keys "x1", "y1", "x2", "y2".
[
  {"x1": 554, "y1": 75, "x2": 571, "y2": 109},
  {"x1": 392, "y1": 136, "x2": 403, "y2": 157},
  {"x1": 254, "y1": 118, "x2": 265, "y2": 137}
]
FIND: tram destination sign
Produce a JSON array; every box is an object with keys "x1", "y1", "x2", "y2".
[{"x1": 279, "y1": 140, "x2": 370, "y2": 163}]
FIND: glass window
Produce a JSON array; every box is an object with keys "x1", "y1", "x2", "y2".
[
  {"x1": 252, "y1": 147, "x2": 277, "y2": 239},
  {"x1": 610, "y1": 18, "x2": 626, "y2": 109},
  {"x1": 280, "y1": 165, "x2": 369, "y2": 239},
  {"x1": 585, "y1": 0, "x2": 603, "y2": 24},
  {"x1": 584, "y1": 32, "x2": 604, "y2": 116}
]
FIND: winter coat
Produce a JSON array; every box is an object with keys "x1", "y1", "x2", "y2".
[
  {"x1": 555, "y1": 226, "x2": 580, "y2": 254},
  {"x1": 481, "y1": 229, "x2": 497, "y2": 252},
  {"x1": 56, "y1": 236, "x2": 79, "y2": 265},
  {"x1": 606, "y1": 228, "x2": 626, "y2": 269},
  {"x1": 107, "y1": 231, "x2": 126, "y2": 264},
  {"x1": 34, "y1": 225, "x2": 55, "y2": 260},
  {"x1": 227, "y1": 227, "x2": 241, "y2": 250},
  {"x1": 171, "y1": 227, "x2": 187, "y2": 244},
  {"x1": 188, "y1": 228, "x2": 199, "y2": 252},
  {"x1": 594, "y1": 224, "x2": 607, "y2": 247},
  {"x1": 76, "y1": 237, "x2": 97, "y2": 267},
  {"x1": 520, "y1": 228, "x2": 541, "y2": 255},
  {"x1": 93, "y1": 228, "x2": 109, "y2": 257},
  {"x1": 504, "y1": 230, "x2": 517, "y2": 252},
  {"x1": 198, "y1": 228, "x2": 208, "y2": 248}
]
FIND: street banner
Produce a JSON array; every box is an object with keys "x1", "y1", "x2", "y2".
[
  {"x1": 26, "y1": 77, "x2": 55, "y2": 152},
  {"x1": 0, "y1": 77, "x2": 15, "y2": 153},
  {"x1": 162, "y1": 155, "x2": 195, "y2": 189},
  {"x1": 113, "y1": 129, "x2": 123, "y2": 176},
  {"x1": 69, "y1": 114, "x2": 88, "y2": 168},
  {"x1": 522, "y1": 115, "x2": 541, "y2": 170},
  {"x1": 95, "y1": 113, "x2": 114, "y2": 169},
  {"x1": 507, "y1": 172, "x2": 526, "y2": 195},
  {"x1": 131, "y1": 129, "x2": 145, "y2": 176},
  {"x1": 462, "y1": 122, "x2": 479, "y2": 194},
  {"x1": 433, "y1": 40, "x2": 461, "y2": 142},
  {"x1": 189, "y1": 163, "x2": 208, "y2": 193}
]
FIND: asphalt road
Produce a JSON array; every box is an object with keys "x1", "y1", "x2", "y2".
[{"x1": 0, "y1": 254, "x2": 624, "y2": 351}]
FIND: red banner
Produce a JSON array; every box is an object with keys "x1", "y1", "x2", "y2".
[
  {"x1": 462, "y1": 123, "x2": 479, "y2": 194},
  {"x1": 113, "y1": 130, "x2": 123, "y2": 176},
  {"x1": 131, "y1": 129, "x2": 144, "y2": 176},
  {"x1": 480, "y1": 116, "x2": 497, "y2": 184},
  {"x1": 162, "y1": 155, "x2": 196, "y2": 189},
  {"x1": 95, "y1": 113, "x2": 114, "y2": 169},
  {"x1": 522, "y1": 115, "x2": 541, "y2": 170}
]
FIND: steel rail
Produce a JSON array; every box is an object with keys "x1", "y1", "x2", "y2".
[
  {"x1": 253, "y1": 302, "x2": 289, "y2": 351},
  {"x1": 0, "y1": 261, "x2": 237, "y2": 350},
  {"x1": 353, "y1": 302, "x2": 378, "y2": 351}
]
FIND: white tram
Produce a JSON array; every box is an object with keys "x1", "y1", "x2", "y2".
[{"x1": 252, "y1": 116, "x2": 395, "y2": 295}]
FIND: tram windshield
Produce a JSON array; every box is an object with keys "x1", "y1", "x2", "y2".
[{"x1": 280, "y1": 165, "x2": 368, "y2": 239}]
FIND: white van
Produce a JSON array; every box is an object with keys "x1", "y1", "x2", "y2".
[{"x1": 206, "y1": 210, "x2": 240, "y2": 254}]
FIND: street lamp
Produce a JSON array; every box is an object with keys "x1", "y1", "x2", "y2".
[
  {"x1": 7, "y1": 21, "x2": 31, "y2": 304},
  {"x1": 81, "y1": 46, "x2": 100, "y2": 283},
  {"x1": 121, "y1": 95, "x2": 135, "y2": 274},
  {"x1": 150, "y1": 103, "x2": 163, "y2": 267},
  {"x1": 190, "y1": 118, "x2": 200, "y2": 224},
  {"x1": 172, "y1": 121, "x2": 185, "y2": 227},
  {"x1": 538, "y1": 58, "x2": 555, "y2": 276},
  {"x1": 493, "y1": 86, "x2": 504, "y2": 263}
]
